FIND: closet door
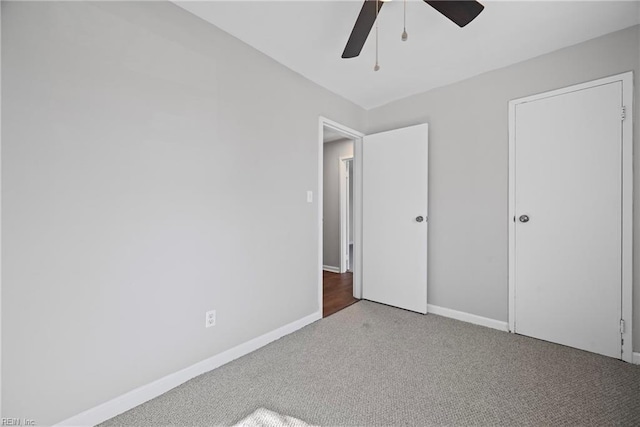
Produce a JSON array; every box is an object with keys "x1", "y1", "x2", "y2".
[{"x1": 513, "y1": 81, "x2": 622, "y2": 358}]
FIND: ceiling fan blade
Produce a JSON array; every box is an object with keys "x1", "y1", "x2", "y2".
[
  {"x1": 424, "y1": 1, "x2": 484, "y2": 27},
  {"x1": 342, "y1": 0, "x2": 385, "y2": 59}
]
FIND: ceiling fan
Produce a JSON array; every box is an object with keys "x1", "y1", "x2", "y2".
[{"x1": 342, "y1": 0, "x2": 485, "y2": 59}]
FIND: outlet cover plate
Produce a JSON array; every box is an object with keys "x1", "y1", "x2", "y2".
[{"x1": 205, "y1": 310, "x2": 216, "y2": 328}]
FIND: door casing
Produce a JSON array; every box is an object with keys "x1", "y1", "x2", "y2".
[
  {"x1": 340, "y1": 156, "x2": 353, "y2": 273},
  {"x1": 507, "y1": 72, "x2": 633, "y2": 362}
]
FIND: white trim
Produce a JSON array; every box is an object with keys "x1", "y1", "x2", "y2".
[
  {"x1": 620, "y1": 72, "x2": 634, "y2": 363},
  {"x1": 633, "y1": 352, "x2": 640, "y2": 365},
  {"x1": 339, "y1": 156, "x2": 353, "y2": 274},
  {"x1": 0, "y1": 3, "x2": 3, "y2": 416},
  {"x1": 427, "y1": 304, "x2": 509, "y2": 332},
  {"x1": 508, "y1": 93, "x2": 517, "y2": 334},
  {"x1": 353, "y1": 137, "x2": 363, "y2": 299},
  {"x1": 54, "y1": 311, "x2": 321, "y2": 427},
  {"x1": 322, "y1": 265, "x2": 340, "y2": 273},
  {"x1": 508, "y1": 71, "x2": 633, "y2": 362},
  {"x1": 319, "y1": 117, "x2": 365, "y2": 309}
]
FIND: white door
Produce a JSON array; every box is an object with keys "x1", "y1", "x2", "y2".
[
  {"x1": 513, "y1": 82, "x2": 622, "y2": 358},
  {"x1": 362, "y1": 124, "x2": 428, "y2": 313}
]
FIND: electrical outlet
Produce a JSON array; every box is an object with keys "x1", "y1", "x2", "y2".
[{"x1": 205, "y1": 310, "x2": 216, "y2": 328}]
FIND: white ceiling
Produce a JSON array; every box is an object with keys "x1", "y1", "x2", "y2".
[{"x1": 175, "y1": 1, "x2": 640, "y2": 109}]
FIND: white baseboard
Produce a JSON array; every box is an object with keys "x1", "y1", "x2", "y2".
[
  {"x1": 427, "y1": 304, "x2": 509, "y2": 332},
  {"x1": 427, "y1": 305, "x2": 639, "y2": 362},
  {"x1": 322, "y1": 265, "x2": 340, "y2": 273},
  {"x1": 55, "y1": 311, "x2": 322, "y2": 427}
]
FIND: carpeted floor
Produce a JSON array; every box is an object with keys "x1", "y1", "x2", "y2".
[{"x1": 101, "y1": 301, "x2": 640, "y2": 426}]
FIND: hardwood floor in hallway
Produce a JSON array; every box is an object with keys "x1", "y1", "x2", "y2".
[{"x1": 323, "y1": 271, "x2": 358, "y2": 317}]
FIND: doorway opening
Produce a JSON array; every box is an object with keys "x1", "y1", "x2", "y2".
[{"x1": 319, "y1": 118, "x2": 363, "y2": 318}]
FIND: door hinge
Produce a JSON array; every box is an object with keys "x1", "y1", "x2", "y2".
[
  {"x1": 620, "y1": 319, "x2": 625, "y2": 334},
  {"x1": 621, "y1": 106, "x2": 626, "y2": 121}
]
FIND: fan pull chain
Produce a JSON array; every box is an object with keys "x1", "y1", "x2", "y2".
[
  {"x1": 374, "y1": 0, "x2": 380, "y2": 71},
  {"x1": 402, "y1": 0, "x2": 408, "y2": 41}
]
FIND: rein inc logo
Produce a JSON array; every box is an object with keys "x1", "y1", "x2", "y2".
[{"x1": 2, "y1": 419, "x2": 35, "y2": 426}]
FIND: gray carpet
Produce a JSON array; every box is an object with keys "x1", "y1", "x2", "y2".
[{"x1": 101, "y1": 301, "x2": 640, "y2": 426}]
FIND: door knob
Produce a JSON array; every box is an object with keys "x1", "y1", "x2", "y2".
[
  {"x1": 416, "y1": 216, "x2": 424, "y2": 223},
  {"x1": 519, "y1": 215, "x2": 530, "y2": 223}
]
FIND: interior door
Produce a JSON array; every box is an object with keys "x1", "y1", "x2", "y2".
[
  {"x1": 513, "y1": 82, "x2": 622, "y2": 358},
  {"x1": 362, "y1": 124, "x2": 428, "y2": 313}
]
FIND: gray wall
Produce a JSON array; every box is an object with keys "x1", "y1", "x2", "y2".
[
  {"x1": 1, "y1": 2, "x2": 365, "y2": 424},
  {"x1": 366, "y1": 25, "x2": 640, "y2": 351},
  {"x1": 323, "y1": 138, "x2": 354, "y2": 269}
]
